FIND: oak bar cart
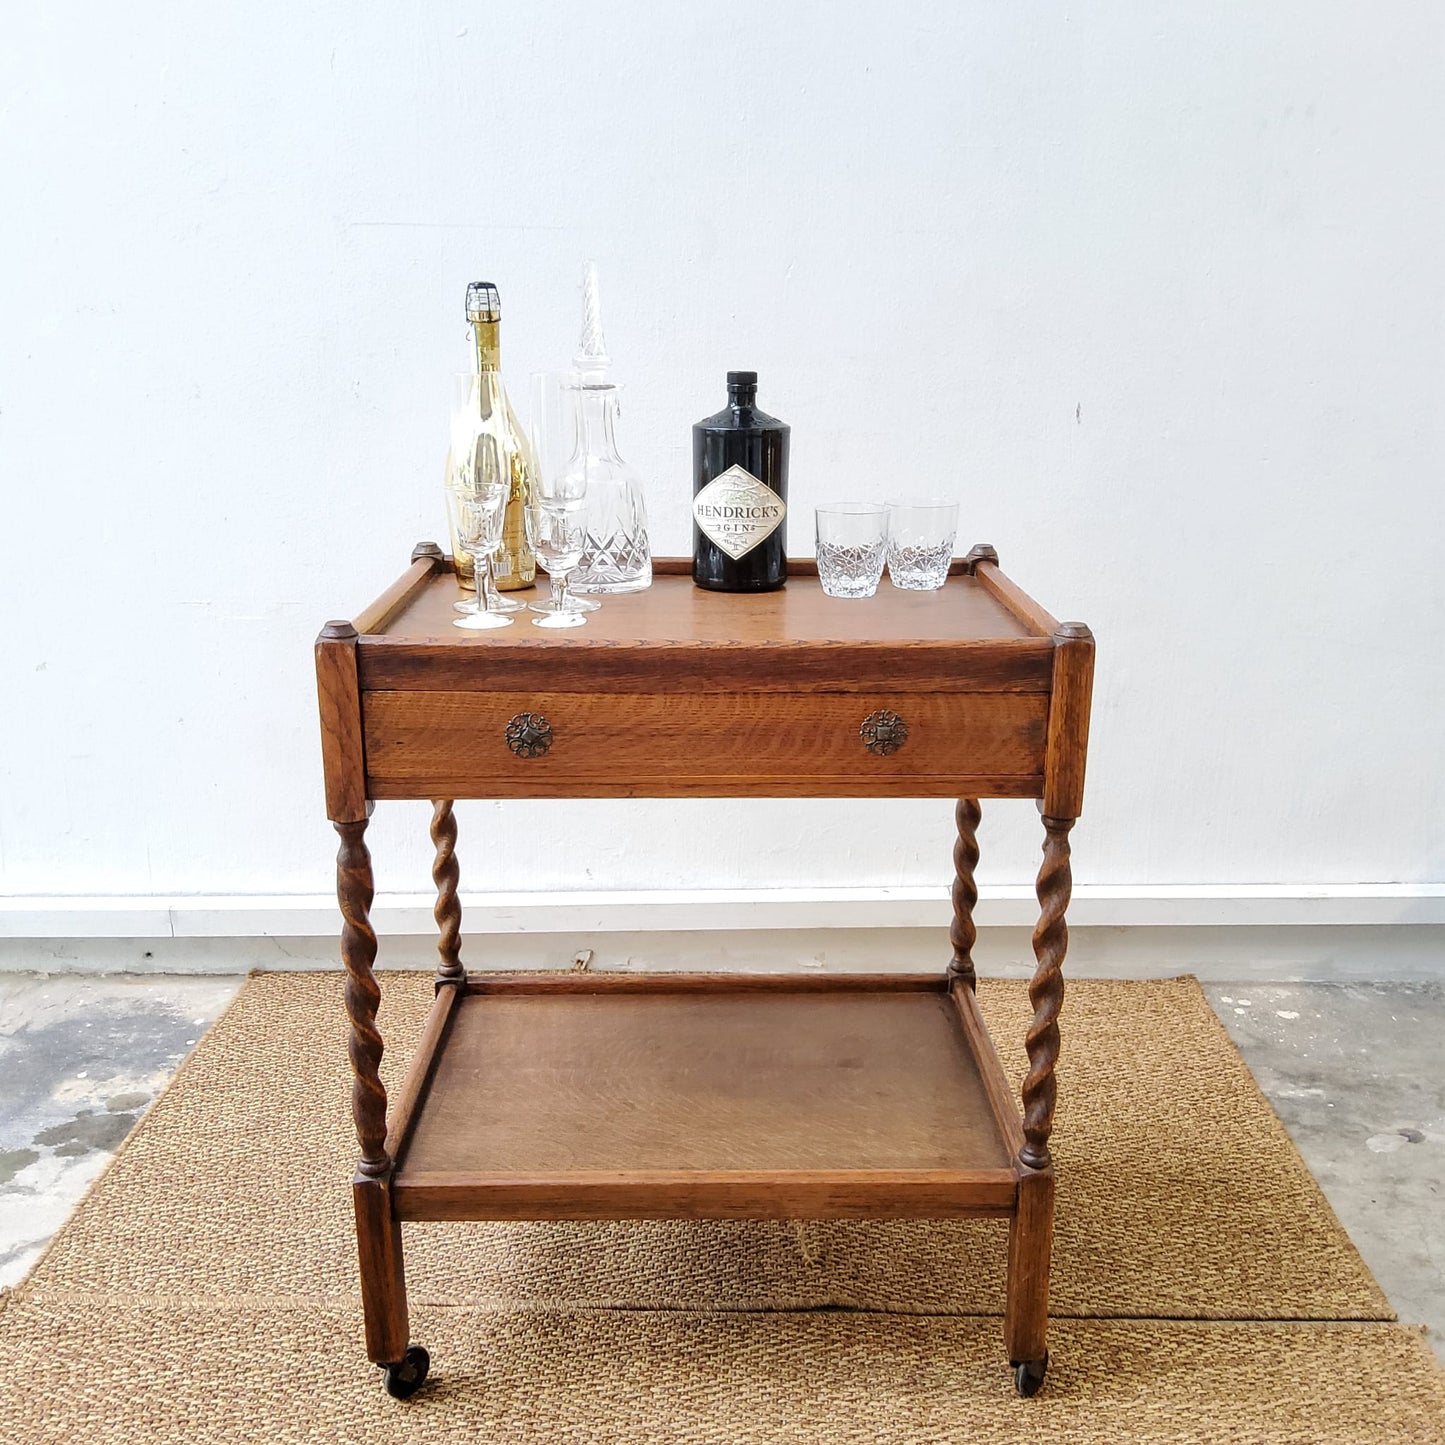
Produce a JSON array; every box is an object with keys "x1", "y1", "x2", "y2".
[{"x1": 315, "y1": 546, "x2": 1094, "y2": 1400}]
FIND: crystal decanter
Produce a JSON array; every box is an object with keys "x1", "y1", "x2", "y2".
[{"x1": 567, "y1": 262, "x2": 651, "y2": 593}]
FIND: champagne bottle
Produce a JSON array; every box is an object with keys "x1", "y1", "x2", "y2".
[
  {"x1": 692, "y1": 371, "x2": 789, "y2": 591},
  {"x1": 451, "y1": 282, "x2": 536, "y2": 591}
]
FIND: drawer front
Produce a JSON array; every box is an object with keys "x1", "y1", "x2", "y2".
[{"x1": 363, "y1": 691, "x2": 1046, "y2": 799}]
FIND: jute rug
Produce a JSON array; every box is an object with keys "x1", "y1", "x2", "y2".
[{"x1": 3, "y1": 971, "x2": 1442, "y2": 1442}]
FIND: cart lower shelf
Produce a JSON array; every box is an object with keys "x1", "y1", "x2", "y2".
[{"x1": 386, "y1": 972, "x2": 1026, "y2": 1223}]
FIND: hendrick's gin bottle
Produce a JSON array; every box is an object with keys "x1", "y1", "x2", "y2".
[{"x1": 691, "y1": 371, "x2": 789, "y2": 591}]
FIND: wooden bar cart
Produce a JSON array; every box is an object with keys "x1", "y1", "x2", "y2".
[{"x1": 315, "y1": 545, "x2": 1094, "y2": 1400}]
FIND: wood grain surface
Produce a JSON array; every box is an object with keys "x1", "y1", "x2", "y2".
[
  {"x1": 356, "y1": 569, "x2": 1055, "y2": 695},
  {"x1": 351, "y1": 1175, "x2": 409, "y2": 1364},
  {"x1": 974, "y1": 559, "x2": 1061, "y2": 638},
  {"x1": 319, "y1": 546, "x2": 1095, "y2": 1375},
  {"x1": 351, "y1": 555, "x2": 439, "y2": 638},
  {"x1": 314, "y1": 622, "x2": 368, "y2": 823},
  {"x1": 1005, "y1": 1166, "x2": 1057, "y2": 1364},
  {"x1": 949, "y1": 980, "x2": 1026, "y2": 1161},
  {"x1": 375, "y1": 568, "x2": 1040, "y2": 643},
  {"x1": 464, "y1": 972, "x2": 944, "y2": 995},
  {"x1": 397, "y1": 989, "x2": 1013, "y2": 1186},
  {"x1": 1043, "y1": 621, "x2": 1096, "y2": 819},
  {"x1": 361, "y1": 689, "x2": 1047, "y2": 800},
  {"x1": 392, "y1": 1169, "x2": 1018, "y2": 1222}
]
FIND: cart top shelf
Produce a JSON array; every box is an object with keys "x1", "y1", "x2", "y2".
[
  {"x1": 343, "y1": 553, "x2": 1069, "y2": 696},
  {"x1": 374, "y1": 562, "x2": 1043, "y2": 645}
]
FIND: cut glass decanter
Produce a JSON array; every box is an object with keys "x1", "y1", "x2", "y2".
[{"x1": 567, "y1": 262, "x2": 651, "y2": 594}]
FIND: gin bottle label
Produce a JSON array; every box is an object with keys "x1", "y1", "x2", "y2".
[{"x1": 692, "y1": 465, "x2": 787, "y2": 560}]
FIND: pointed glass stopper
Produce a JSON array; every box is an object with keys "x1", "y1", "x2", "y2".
[{"x1": 574, "y1": 260, "x2": 611, "y2": 379}]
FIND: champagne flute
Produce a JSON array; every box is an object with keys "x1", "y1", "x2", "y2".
[
  {"x1": 525, "y1": 501, "x2": 587, "y2": 629},
  {"x1": 449, "y1": 483, "x2": 513, "y2": 630}
]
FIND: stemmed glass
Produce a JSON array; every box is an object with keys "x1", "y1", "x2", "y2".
[
  {"x1": 454, "y1": 542, "x2": 527, "y2": 615},
  {"x1": 525, "y1": 501, "x2": 587, "y2": 629},
  {"x1": 448, "y1": 374, "x2": 524, "y2": 617},
  {"x1": 529, "y1": 371, "x2": 599, "y2": 612},
  {"x1": 449, "y1": 482, "x2": 512, "y2": 630}
]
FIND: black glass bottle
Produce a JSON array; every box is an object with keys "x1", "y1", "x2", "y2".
[{"x1": 691, "y1": 371, "x2": 790, "y2": 591}]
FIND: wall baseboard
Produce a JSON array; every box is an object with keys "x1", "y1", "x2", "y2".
[
  {"x1": 1, "y1": 882, "x2": 1443, "y2": 939},
  {"x1": 0, "y1": 924, "x2": 1441, "y2": 982},
  {"x1": 0, "y1": 886, "x2": 1442, "y2": 980}
]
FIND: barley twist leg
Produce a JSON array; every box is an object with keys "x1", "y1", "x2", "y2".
[
  {"x1": 947, "y1": 798, "x2": 982, "y2": 988},
  {"x1": 430, "y1": 799, "x2": 465, "y2": 988},
  {"x1": 1020, "y1": 815, "x2": 1074, "y2": 1171},
  {"x1": 335, "y1": 819, "x2": 389, "y2": 1178}
]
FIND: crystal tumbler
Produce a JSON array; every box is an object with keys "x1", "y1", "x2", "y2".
[
  {"x1": 886, "y1": 500, "x2": 959, "y2": 590},
  {"x1": 815, "y1": 503, "x2": 888, "y2": 598}
]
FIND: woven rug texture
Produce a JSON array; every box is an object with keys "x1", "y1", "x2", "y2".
[{"x1": 3, "y1": 971, "x2": 1442, "y2": 1442}]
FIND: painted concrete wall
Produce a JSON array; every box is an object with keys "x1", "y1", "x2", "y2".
[{"x1": 2, "y1": 3, "x2": 1442, "y2": 914}]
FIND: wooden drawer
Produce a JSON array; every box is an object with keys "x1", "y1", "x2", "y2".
[{"x1": 362, "y1": 690, "x2": 1047, "y2": 799}]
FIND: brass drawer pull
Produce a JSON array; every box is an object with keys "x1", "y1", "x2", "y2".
[
  {"x1": 505, "y1": 712, "x2": 553, "y2": 758},
  {"x1": 860, "y1": 709, "x2": 908, "y2": 756}
]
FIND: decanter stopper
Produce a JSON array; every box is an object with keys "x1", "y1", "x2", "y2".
[{"x1": 575, "y1": 260, "x2": 611, "y2": 376}]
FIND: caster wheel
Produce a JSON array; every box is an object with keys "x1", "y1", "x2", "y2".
[
  {"x1": 382, "y1": 1344, "x2": 430, "y2": 1400},
  {"x1": 1013, "y1": 1351, "x2": 1048, "y2": 1398}
]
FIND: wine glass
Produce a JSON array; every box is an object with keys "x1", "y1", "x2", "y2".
[
  {"x1": 449, "y1": 482, "x2": 513, "y2": 630},
  {"x1": 448, "y1": 375, "x2": 525, "y2": 616},
  {"x1": 525, "y1": 501, "x2": 587, "y2": 629},
  {"x1": 529, "y1": 371, "x2": 600, "y2": 613}
]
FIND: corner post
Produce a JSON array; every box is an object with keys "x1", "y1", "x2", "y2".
[
  {"x1": 317, "y1": 618, "x2": 409, "y2": 1367},
  {"x1": 1019, "y1": 620, "x2": 1092, "y2": 1172},
  {"x1": 960, "y1": 542, "x2": 1000, "y2": 575},
  {"x1": 1006, "y1": 619, "x2": 1091, "y2": 1388}
]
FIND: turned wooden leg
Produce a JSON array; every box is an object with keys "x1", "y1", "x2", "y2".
[
  {"x1": 337, "y1": 819, "x2": 388, "y2": 1176},
  {"x1": 430, "y1": 799, "x2": 466, "y2": 988},
  {"x1": 1021, "y1": 815, "x2": 1073, "y2": 1171},
  {"x1": 335, "y1": 818, "x2": 410, "y2": 1365},
  {"x1": 1003, "y1": 813, "x2": 1073, "y2": 1389},
  {"x1": 946, "y1": 798, "x2": 981, "y2": 989}
]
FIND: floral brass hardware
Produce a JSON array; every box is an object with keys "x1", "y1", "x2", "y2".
[
  {"x1": 505, "y1": 712, "x2": 553, "y2": 758},
  {"x1": 860, "y1": 709, "x2": 908, "y2": 756}
]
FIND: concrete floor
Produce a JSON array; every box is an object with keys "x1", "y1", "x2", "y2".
[
  {"x1": 0, "y1": 972, "x2": 1439, "y2": 1361},
  {"x1": 0, "y1": 974, "x2": 242, "y2": 1285},
  {"x1": 1201, "y1": 980, "x2": 1444, "y2": 1361}
]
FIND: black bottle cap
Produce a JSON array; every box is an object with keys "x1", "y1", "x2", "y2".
[{"x1": 727, "y1": 371, "x2": 758, "y2": 387}]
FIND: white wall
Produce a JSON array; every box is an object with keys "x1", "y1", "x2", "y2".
[{"x1": 2, "y1": 4, "x2": 1442, "y2": 931}]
